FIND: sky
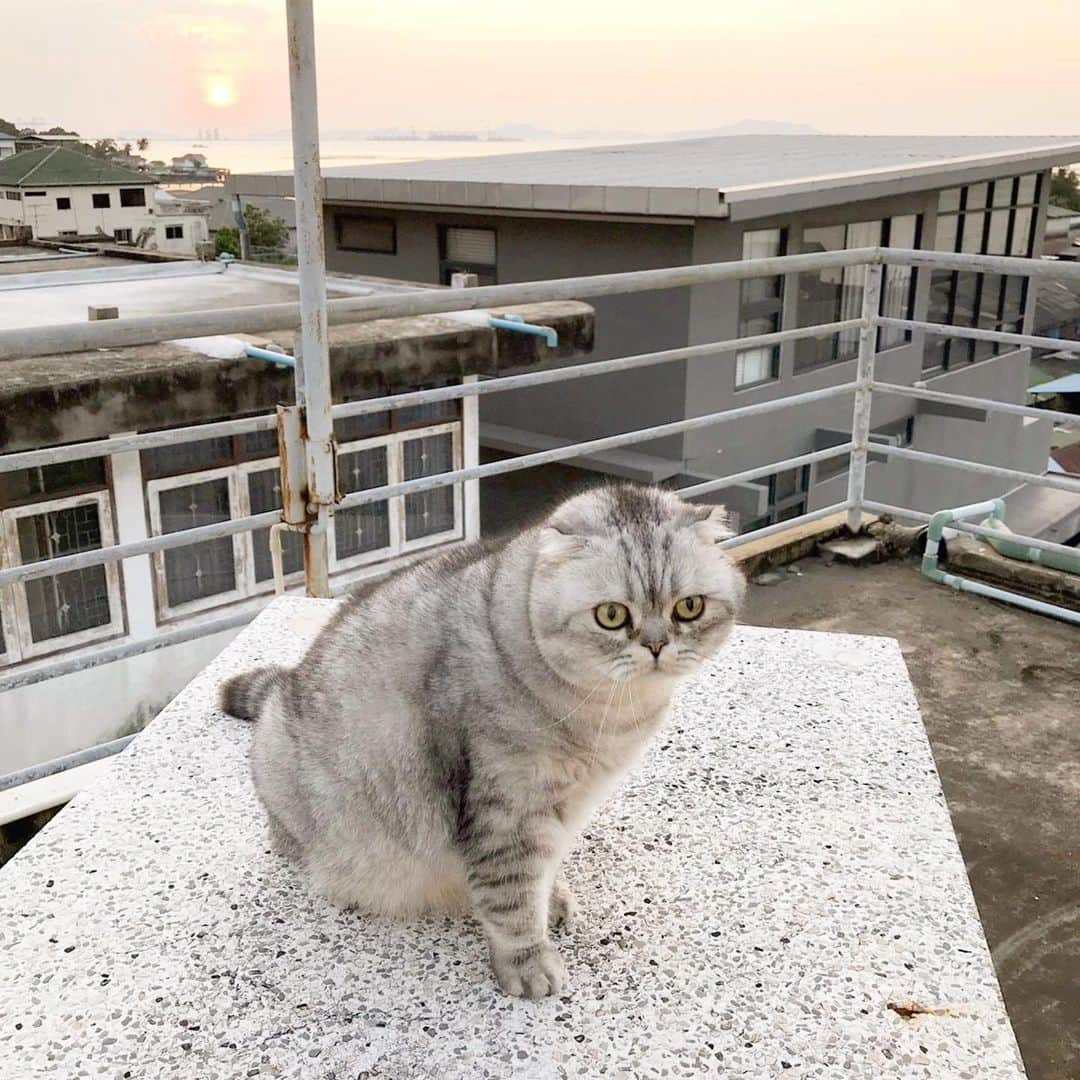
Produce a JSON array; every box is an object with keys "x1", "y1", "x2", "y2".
[{"x1": 6, "y1": 0, "x2": 1079, "y2": 139}]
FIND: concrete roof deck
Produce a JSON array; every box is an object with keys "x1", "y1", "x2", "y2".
[
  {"x1": 0, "y1": 596, "x2": 1024, "y2": 1077},
  {"x1": 233, "y1": 134, "x2": 1080, "y2": 221}
]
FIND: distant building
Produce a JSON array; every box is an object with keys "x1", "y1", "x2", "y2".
[
  {"x1": 0, "y1": 136, "x2": 15, "y2": 161},
  {"x1": 14, "y1": 132, "x2": 82, "y2": 153},
  {"x1": 232, "y1": 133, "x2": 1080, "y2": 526},
  {"x1": 176, "y1": 185, "x2": 297, "y2": 254},
  {"x1": 170, "y1": 153, "x2": 208, "y2": 172},
  {"x1": 0, "y1": 147, "x2": 207, "y2": 254}
]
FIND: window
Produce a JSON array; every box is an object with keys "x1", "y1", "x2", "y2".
[
  {"x1": 4, "y1": 191, "x2": 20, "y2": 201},
  {"x1": 92, "y1": 193, "x2": 111, "y2": 209},
  {"x1": 58, "y1": 230, "x2": 78, "y2": 237},
  {"x1": 165, "y1": 225, "x2": 184, "y2": 240},
  {"x1": 24, "y1": 191, "x2": 45, "y2": 198},
  {"x1": 56, "y1": 196, "x2": 71, "y2": 210},
  {"x1": 795, "y1": 220, "x2": 883, "y2": 372},
  {"x1": 743, "y1": 466, "x2": 810, "y2": 533},
  {"x1": 143, "y1": 416, "x2": 463, "y2": 618},
  {"x1": 925, "y1": 174, "x2": 1041, "y2": 370},
  {"x1": 735, "y1": 228, "x2": 786, "y2": 388},
  {"x1": 439, "y1": 226, "x2": 496, "y2": 285},
  {"x1": 335, "y1": 214, "x2": 396, "y2": 254},
  {"x1": 879, "y1": 214, "x2": 921, "y2": 349},
  {"x1": 113, "y1": 228, "x2": 133, "y2": 243},
  {"x1": 120, "y1": 187, "x2": 146, "y2": 208},
  {"x1": 0, "y1": 458, "x2": 124, "y2": 664}
]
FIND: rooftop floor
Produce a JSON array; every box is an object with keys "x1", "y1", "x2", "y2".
[
  {"x1": 0, "y1": 597, "x2": 1023, "y2": 1078},
  {"x1": 746, "y1": 557, "x2": 1080, "y2": 1080}
]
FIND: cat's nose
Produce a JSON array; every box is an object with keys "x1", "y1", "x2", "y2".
[{"x1": 643, "y1": 640, "x2": 667, "y2": 659}]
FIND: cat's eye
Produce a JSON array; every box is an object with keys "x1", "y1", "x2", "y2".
[
  {"x1": 673, "y1": 595, "x2": 705, "y2": 622},
  {"x1": 594, "y1": 602, "x2": 631, "y2": 630}
]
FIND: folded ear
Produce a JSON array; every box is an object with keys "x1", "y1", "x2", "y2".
[
  {"x1": 537, "y1": 526, "x2": 591, "y2": 561},
  {"x1": 691, "y1": 504, "x2": 735, "y2": 543}
]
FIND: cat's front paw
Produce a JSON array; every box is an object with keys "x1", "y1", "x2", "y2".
[
  {"x1": 491, "y1": 943, "x2": 567, "y2": 999},
  {"x1": 549, "y1": 879, "x2": 577, "y2": 930}
]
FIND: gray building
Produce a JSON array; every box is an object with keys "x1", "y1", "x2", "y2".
[{"x1": 232, "y1": 134, "x2": 1080, "y2": 530}]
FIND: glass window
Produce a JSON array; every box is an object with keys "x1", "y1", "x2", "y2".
[
  {"x1": 143, "y1": 436, "x2": 235, "y2": 480},
  {"x1": 934, "y1": 212, "x2": 959, "y2": 253},
  {"x1": 56, "y1": 196, "x2": 71, "y2": 210},
  {"x1": 403, "y1": 433, "x2": 455, "y2": 541},
  {"x1": 924, "y1": 270, "x2": 955, "y2": 370},
  {"x1": 938, "y1": 188, "x2": 962, "y2": 213},
  {"x1": 335, "y1": 214, "x2": 396, "y2": 254},
  {"x1": 247, "y1": 467, "x2": 302, "y2": 584},
  {"x1": 986, "y1": 209, "x2": 1010, "y2": 256},
  {"x1": 992, "y1": 178, "x2": 1017, "y2": 208},
  {"x1": 92, "y1": 193, "x2": 111, "y2": 209},
  {"x1": 795, "y1": 221, "x2": 881, "y2": 372},
  {"x1": 155, "y1": 478, "x2": 237, "y2": 608},
  {"x1": 1010, "y1": 207, "x2": 1034, "y2": 257},
  {"x1": 880, "y1": 215, "x2": 919, "y2": 349},
  {"x1": 335, "y1": 446, "x2": 391, "y2": 562},
  {"x1": 974, "y1": 275, "x2": 1004, "y2": 362},
  {"x1": 119, "y1": 188, "x2": 146, "y2": 208},
  {"x1": 17, "y1": 505, "x2": 112, "y2": 643},
  {"x1": 735, "y1": 228, "x2": 785, "y2": 387},
  {"x1": 965, "y1": 183, "x2": 990, "y2": 211},
  {"x1": 1, "y1": 458, "x2": 106, "y2": 508},
  {"x1": 959, "y1": 212, "x2": 986, "y2": 254},
  {"x1": 1016, "y1": 174, "x2": 1039, "y2": 204},
  {"x1": 0, "y1": 488, "x2": 123, "y2": 663},
  {"x1": 439, "y1": 226, "x2": 497, "y2": 285}
]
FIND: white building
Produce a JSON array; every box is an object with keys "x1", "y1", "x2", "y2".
[
  {"x1": 0, "y1": 146, "x2": 207, "y2": 255},
  {"x1": 0, "y1": 137, "x2": 15, "y2": 161}
]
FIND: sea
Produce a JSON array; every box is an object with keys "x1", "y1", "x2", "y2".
[{"x1": 141, "y1": 137, "x2": 611, "y2": 176}]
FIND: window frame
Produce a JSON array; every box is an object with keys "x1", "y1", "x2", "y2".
[
  {"x1": 438, "y1": 225, "x2": 497, "y2": 285},
  {"x1": 165, "y1": 224, "x2": 184, "y2": 240},
  {"x1": 119, "y1": 187, "x2": 146, "y2": 208},
  {"x1": 398, "y1": 422, "x2": 464, "y2": 556},
  {"x1": 734, "y1": 227, "x2": 787, "y2": 391},
  {"x1": 113, "y1": 228, "x2": 133, "y2": 243},
  {"x1": 55, "y1": 196, "x2": 72, "y2": 210},
  {"x1": 91, "y1": 192, "x2": 111, "y2": 209},
  {"x1": 146, "y1": 464, "x2": 249, "y2": 620},
  {"x1": 0, "y1": 491, "x2": 125, "y2": 663},
  {"x1": 238, "y1": 457, "x2": 307, "y2": 594},
  {"x1": 143, "y1": 420, "x2": 464, "y2": 619},
  {"x1": 334, "y1": 213, "x2": 397, "y2": 255}
]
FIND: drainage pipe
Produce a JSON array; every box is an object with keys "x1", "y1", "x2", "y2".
[{"x1": 921, "y1": 499, "x2": 1080, "y2": 626}]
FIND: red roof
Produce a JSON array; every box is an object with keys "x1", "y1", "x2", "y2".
[{"x1": 1051, "y1": 443, "x2": 1080, "y2": 476}]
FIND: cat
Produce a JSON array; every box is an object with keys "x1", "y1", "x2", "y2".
[{"x1": 220, "y1": 483, "x2": 745, "y2": 998}]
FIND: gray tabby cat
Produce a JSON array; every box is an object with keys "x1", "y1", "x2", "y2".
[{"x1": 220, "y1": 483, "x2": 745, "y2": 998}]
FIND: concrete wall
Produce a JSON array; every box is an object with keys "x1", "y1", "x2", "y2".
[
  {"x1": 0, "y1": 184, "x2": 158, "y2": 240},
  {"x1": 149, "y1": 214, "x2": 209, "y2": 255},
  {"x1": 324, "y1": 205, "x2": 694, "y2": 457}
]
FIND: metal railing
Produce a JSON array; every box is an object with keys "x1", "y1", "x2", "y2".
[
  {"x1": 0, "y1": 244, "x2": 1077, "y2": 690},
  {"x1": 0, "y1": 0, "x2": 1078, "y2": 787}
]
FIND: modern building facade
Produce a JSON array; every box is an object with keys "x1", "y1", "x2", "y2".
[
  {"x1": 233, "y1": 134, "x2": 1080, "y2": 530},
  {"x1": 0, "y1": 147, "x2": 207, "y2": 255}
]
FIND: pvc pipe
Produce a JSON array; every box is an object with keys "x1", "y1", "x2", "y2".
[
  {"x1": 977, "y1": 515, "x2": 1080, "y2": 575},
  {"x1": 244, "y1": 344, "x2": 295, "y2": 369},
  {"x1": 487, "y1": 315, "x2": 558, "y2": 348},
  {"x1": 921, "y1": 501, "x2": 1080, "y2": 626}
]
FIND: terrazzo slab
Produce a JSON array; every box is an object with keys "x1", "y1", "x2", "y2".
[{"x1": 0, "y1": 597, "x2": 1025, "y2": 1079}]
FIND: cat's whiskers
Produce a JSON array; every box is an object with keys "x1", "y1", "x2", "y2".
[
  {"x1": 540, "y1": 674, "x2": 609, "y2": 731},
  {"x1": 589, "y1": 676, "x2": 620, "y2": 769}
]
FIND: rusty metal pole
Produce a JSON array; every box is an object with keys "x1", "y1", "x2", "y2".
[{"x1": 285, "y1": 0, "x2": 334, "y2": 597}]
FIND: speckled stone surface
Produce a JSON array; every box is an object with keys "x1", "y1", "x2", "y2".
[{"x1": 0, "y1": 597, "x2": 1025, "y2": 1079}]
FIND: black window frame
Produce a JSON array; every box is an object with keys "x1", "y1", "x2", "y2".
[
  {"x1": 92, "y1": 192, "x2": 111, "y2": 209},
  {"x1": 165, "y1": 224, "x2": 184, "y2": 240},
  {"x1": 334, "y1": 212, "x2": 397, "y2": 254},
  {"x1": 56, "y1": 196, "x2": 72, "y2": 210},
  {"x1": 438, "y1": 225, "x2": 497, "y2": 286},
  {"x1": 119, "y1": 187, "x2": 146, "y2": 208}
]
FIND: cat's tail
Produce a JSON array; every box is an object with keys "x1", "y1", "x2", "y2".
[{"x1": 219, "y1": 665, "x2": 286, "y2": 720}]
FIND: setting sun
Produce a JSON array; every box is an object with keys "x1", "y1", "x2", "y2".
[{"x1": 205, "y1": 77, "x2": 235, "y2": 108}]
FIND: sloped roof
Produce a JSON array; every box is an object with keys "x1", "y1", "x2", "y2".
[
  {"x1": 0, "y1": 147, "x2": 154, "y2": 188},
  {"x1": 1028, "y1": 373, "x2": 1080, "y2": 395}
]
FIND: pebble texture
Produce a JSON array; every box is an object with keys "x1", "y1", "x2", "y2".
[{"x1": 0, "y1": 597, "x2": 1025, "y2": 1079}]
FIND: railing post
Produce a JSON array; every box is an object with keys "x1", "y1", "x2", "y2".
[
  {"x1": 286, "y1": 0, "x2": 335, "y2": 598},
  {"x1": 846, "y1": 260, "x2": 883, "y2": 533}
]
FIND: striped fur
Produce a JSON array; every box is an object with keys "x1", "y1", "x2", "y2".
[{"x1": 219, "y1": 484, "x2": 744, "y2": 997}]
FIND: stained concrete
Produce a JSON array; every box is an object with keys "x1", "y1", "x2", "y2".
[{"x1": 745, "y1": 556, "x2": 1080, "y2": 1080}]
